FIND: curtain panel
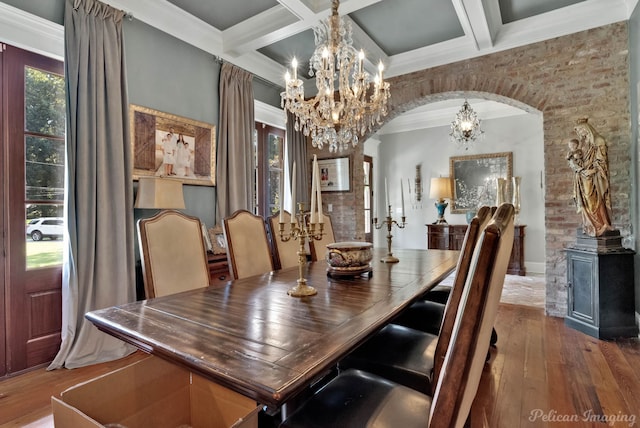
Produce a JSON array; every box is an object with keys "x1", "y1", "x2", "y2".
[
  {"x1": 216, "y1": 63, "x2": 255, "y2": 220},
  {"x1": 49, "y1": 0, "x2": 135, "y2": 369}
]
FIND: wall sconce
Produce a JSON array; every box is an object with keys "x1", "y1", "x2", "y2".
[{"x1": 415, "y1": 165, "x2": 422, "y2": 202}]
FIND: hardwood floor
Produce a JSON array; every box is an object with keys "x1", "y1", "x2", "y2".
[{"x1": 1, "y1": 303, "x2": 639, "y2": 427}]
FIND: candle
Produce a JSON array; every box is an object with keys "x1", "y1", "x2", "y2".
[
  {"x1": 279, "y1": 165, "x2": 285, "y2": 223},
  {"x1": 373, "y1": 193, "x2": 377, "y2": 220},
  {"x1": 401, "y1": 179, "x2": 405, "y2": 217},
  {"x1": 292, "y1": 58, "x2": 298, "y2": 81},
  {"x1": 316, "y1": 159, "x2": 323, "y2": 223},
  {"x1": 385, "y1": 177, "x2": 389, "y2": 210},
  {"x1": 310, "y1": 155, "x2": 317, "y2": 224},
  {"x1": 290, "y1": 161, "x2": 296, "y2": 223},
  {"x1": 358, "y1": 50, "x2": 364, "y2": 73}
]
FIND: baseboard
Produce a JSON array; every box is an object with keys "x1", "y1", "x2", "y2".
[{"x1": 524, "y1": 262, "x2": 545, "y2": 275}]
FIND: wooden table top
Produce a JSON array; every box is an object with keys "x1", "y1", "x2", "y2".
[{"x1": 86, "y1": 248, "x2": 458, "y2": 408}]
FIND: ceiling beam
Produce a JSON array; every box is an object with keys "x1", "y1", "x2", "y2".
[
  {"x1": 493, "y1": 0, "x2": 631, "y2": 51},
  {"x1": 222, "y1": 0, "x2": 383, "y2": 57},
  {"x1": 452, "y1": 0, "x2": 494, "y2": 51},
  {"x1": 101, "y1": 0, "x2": 223, "y2": 54}
]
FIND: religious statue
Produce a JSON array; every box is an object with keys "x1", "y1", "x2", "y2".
[{"x1": 566, "y1": 118, "x2": 614, "y2": 237}]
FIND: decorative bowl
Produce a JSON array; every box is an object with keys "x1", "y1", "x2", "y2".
[{"x1": 326, "y1": 242, "x2": 373, "y2": 272}]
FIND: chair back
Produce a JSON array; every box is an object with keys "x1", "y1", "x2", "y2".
[
  {"x1": 223, "y1": 209, "x2": 274, "y2": 279},
  {"x1": 309, "y1": 214, "x2": 335, "y2": 261},
  {"x1": 137, "y1": 209, "x2": 210, "y2": 299},
  {"x1": 429, "y1": 203, "x2": 515, "y2": 427},
  {"x1": 430, "y1": 205, "x2": 492, "y2": 392},
  {"x1": 267, "y1": 211, "x2": 300, "y2": 270}
]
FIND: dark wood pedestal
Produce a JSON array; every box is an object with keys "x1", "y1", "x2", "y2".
[{"x1": 565, "y1": 230, "x2": 638, "y2": 339}]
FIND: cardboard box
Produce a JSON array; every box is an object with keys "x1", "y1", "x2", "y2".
[{"x1": 52, "y1": 355, "x2": 260, "y2": 428}]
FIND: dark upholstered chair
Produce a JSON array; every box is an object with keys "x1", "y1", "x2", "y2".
[
  {"x1": 137, "y1": 209, "x2": 210, "y2": 299},
  {"x1": 223, "y1": 209, "x2": 274, "y2": 280},
  {"x1": 308, "y1": 214, "x2": 335, "y2": 262},
  {"x1": 338, "y1": 206, "x2": 494, "y2": 394},
  {"x1": 267, "y1": 210, "x2": 300, "y2": 270},
  {"x1": 279, "y1": 204, "x2": 516, "y2": 428},
  {"x1": 392, "y1": 206, "x2": 492, "y2": 335}
]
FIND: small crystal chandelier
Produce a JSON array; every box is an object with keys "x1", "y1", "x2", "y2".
[
  {"x1": 449, "y1": 100, "x2": 484, "y2": 151},
  {"x1": 281, "y1": 0, "x2": 391, "y2": 153}
]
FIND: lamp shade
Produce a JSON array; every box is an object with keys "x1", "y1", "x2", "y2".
[
  {"x1": 135, "y1": 177, "x2": 185, "y2": 209},
  {"x1": 429, "y1": 177, "x2": 452, "y2": 200}
]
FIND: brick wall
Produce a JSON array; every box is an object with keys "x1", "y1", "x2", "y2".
[{"x1": 310, "y1": 22, "x2": 632, "y2": 316}]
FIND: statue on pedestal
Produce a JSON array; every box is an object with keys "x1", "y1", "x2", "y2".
[{"x1": 566, "y1": 118, "x2": 613, "y2": 237}]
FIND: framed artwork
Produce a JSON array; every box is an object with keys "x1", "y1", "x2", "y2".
[
  {"x1": 449, "y1": 152, "x2": 513, "y2": 213},
  {"x1": 130, "y1": 104, "x2": 216, "y2": 186},
  {"x1": 317, "y1": 156, "x2": 351, "y2": 192},
  {"x1": 208, "y1": 225, "x2": 227, "y2": 255}
]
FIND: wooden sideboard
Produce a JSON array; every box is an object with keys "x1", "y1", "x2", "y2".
[
  {"x1": 426, "y1": 224, "x2": 526, "y2": 276},
  {"x1": 207, "y1": 252, "x2": 230, "y2": 286}
]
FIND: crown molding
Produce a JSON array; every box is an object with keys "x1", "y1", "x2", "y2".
[
  {"x1": 0, "y1": 2, "x2": 63, "y2": 60},
  {"x1": 255, "y1": 100, "x2": 285, "y2": 129}
]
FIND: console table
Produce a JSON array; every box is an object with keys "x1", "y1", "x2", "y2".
[{"x1": 426, "y1": 223, "x2": 526, "y2": 276}]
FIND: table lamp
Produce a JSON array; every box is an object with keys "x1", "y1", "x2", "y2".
[
  {"x1": 134, "y1": 176, "x2": 185, "y2": 210},
  {"x1": 429, "y1": 177, "x2": 452, "y2": 224}
]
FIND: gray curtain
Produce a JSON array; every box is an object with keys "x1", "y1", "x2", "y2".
[
  {"x1": 49, "y1": 0, "x2": 135, "y2": 369},
  {"x1": 216, "y1": 63, "x2": 255, "y2": 220},
  {"x1": 286, "y1": 110, "x2": 309, "y2": 206}
]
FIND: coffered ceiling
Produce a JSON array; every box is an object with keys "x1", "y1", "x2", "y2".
[{"x1": 102, "y1": 0, "x2": 638, "y2": 92}]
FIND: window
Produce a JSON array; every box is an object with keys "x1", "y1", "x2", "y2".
[
  {"x1": 24, "y1": 66, "x2": 65, "y2": 268},
  {"x1": 254, "y1": 122, "x2": 285, "y2": 218}
]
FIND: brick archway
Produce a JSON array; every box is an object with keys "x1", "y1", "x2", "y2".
[{"x1": 366, "y1": 22, "x2": 632, "y2": 316}]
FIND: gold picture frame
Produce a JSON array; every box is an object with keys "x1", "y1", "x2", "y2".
[
  {"x1": 208, "y1": 225, "x2": 227, "y2": 255},
  {"x1": 449, "y1": 152, "x2": 513, "y2": 213},
  {"x1": 130, "y1": 104, "x2": 216, "y2": 186}
]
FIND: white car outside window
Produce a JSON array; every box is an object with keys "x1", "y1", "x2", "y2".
[{"x1": 26, "y1": 217, "x2": 64, "y2": 241}]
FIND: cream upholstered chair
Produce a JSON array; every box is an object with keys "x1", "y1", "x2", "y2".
[
  {"x1": 280, "y1": 204, "x2": 516, "y2": 428},
  {"x1": 308, "y1": 214, "x2": 335, "y2": 261},
  {"x1": 223, "y1": 210, "x2": 274, "y2": 280},
  {"x1": 137, "y1": 210, "x2": 210, "y2": 299},
  {"x1": 267, "y1": 210, "x2": 299, "y2": 270}
]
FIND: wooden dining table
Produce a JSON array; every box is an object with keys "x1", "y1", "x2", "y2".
[{"x1": 86, "y1": 248, "x2": 458, "y2": 410}]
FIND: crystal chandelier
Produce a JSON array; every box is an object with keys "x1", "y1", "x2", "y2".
[
  {"x1": 449, "y1": 100, "x2": 484, "y2": 151},
  {"x1": 281, "y1": 0, "x2": 391, "y2": 153}
]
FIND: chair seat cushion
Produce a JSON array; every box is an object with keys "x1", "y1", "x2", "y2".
[
  {"x1": 280, "y1": 369, "x2": 431, "y2": 428},
  {"x1": 392, "y1": 299, "x2": 445, "y2": 334},
  {"x1": 339, "y1": 324, "x2": 437, "y2": 394},
  {"x1": 424, "y1": 285, "x2": 451, "y2": 304}
]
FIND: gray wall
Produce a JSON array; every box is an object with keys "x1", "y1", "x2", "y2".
[
  {"x1": 1, "y1": 0, "x2": 63, "y2": 23},
  {"x1": 124, "y1": 19, "x2": 219, "y2": 228}
]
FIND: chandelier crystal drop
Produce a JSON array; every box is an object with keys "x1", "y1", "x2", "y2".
[
  {"x1": 449, "y1": 100, "x2": 484, "y2": 151},
  {"x1": 281, "y1": 0, "x2": 391, "y2": 153}
]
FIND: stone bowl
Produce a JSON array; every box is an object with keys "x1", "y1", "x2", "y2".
[{"x1": 325, "y1": 242, "x2": 373, "y2": 273}]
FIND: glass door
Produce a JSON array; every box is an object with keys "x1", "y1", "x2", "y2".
[{"x1": 3, "y1": 44, "x2": 65, "y2": 374}]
